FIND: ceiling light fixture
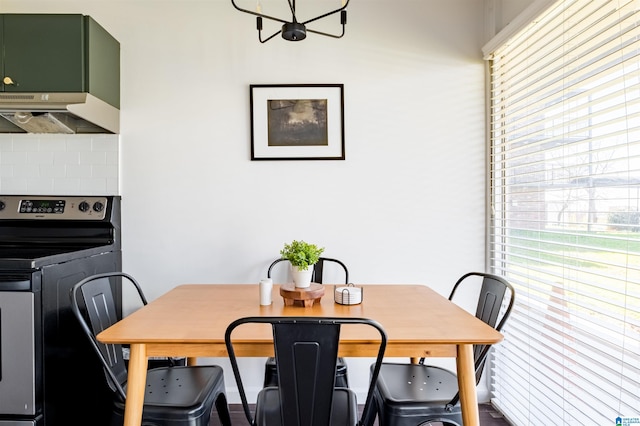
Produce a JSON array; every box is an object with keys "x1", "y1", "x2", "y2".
[{"x1": 231, "y1": 0, "x2": 349, "y2": 43}]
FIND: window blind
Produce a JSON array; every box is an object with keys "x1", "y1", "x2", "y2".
[{"x1": 487, "y1": 1, "x2": 640, "y2": 425}]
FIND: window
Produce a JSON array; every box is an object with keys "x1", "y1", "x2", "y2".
[{"x1": 487, "y1": 1, "x2": 640, "y2": 424}]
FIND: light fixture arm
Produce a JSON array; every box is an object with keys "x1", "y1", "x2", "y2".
[
  {"x1": 256, "y1": 17, "x2": 282, "y2": 43},
  {"x1": 231, "y1": 0, "x2": 350, "y2": 42},
  {"x1": 230, "y1": 0, "x2": 289, "y2": 24},
  {"x1": 301, "y1": 1, "x2": 348, "y2": 26},
  {"x1": 306, "y1": 10, "x2": 347, "y2": 39}
]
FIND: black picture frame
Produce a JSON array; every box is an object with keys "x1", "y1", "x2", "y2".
[{"x1": 250, "y1": 84, "x2": 345, "y2": 161}]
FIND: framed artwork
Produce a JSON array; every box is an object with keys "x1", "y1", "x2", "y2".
[{"x1": 250, "y1": 84, "x2": 345, "y2": 160}]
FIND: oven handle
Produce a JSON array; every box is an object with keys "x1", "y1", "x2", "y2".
[{"x1": 0, "y1": 277, "x2": 32, "y2": 291}]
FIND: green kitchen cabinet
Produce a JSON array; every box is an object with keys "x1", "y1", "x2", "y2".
[{"x1": 0, "y1": 14, "x2": 120, "y2": 108}]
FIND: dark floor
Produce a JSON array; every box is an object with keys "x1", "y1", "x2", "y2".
[{"x1": 211, "y1": 403, "x2": 511, "y2": 425}]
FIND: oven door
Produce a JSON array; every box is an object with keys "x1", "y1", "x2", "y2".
[{"x1": 0, "y1": 278, "x2": 38, "y2": 418}]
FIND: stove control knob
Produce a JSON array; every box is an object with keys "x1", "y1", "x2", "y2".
[
  {"x1": 0, "y1": 201, "x2": 4, "y2": 211},
  {"x1": 93, "y1": 201, "x2": 104, "y2": 212},
  {"x1": 78, "y1": 201, "x2": 90, "y2": 212}
]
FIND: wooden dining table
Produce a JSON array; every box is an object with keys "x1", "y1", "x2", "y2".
[{"x1": 97, "y1": 283, "x2": 503, "y2": 426}]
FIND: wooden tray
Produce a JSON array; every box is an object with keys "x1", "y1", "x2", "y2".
[{"x1": 279, "y1": 283, "x2": 325, "y2": 307}]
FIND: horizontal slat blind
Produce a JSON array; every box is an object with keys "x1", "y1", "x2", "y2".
[{"x1": 488, "y1": 0, "x2": 640, "y2": 425}]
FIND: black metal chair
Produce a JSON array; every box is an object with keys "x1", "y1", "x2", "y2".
[
  {"x1": 69, "y1": 272, "x2": 232, "y2": 426},
  {"x1": 264, "y1": 257, "x2": 351, "y2": 388},
  {"x1": 372, "y1": 272, "x2": 516, "y2": 426},
  {"x1": 225, "y1": 316, "x2": 387, "y2": 426},
  {"x1": 267, "y1": 256, "x2": 350, "y2": 284}
]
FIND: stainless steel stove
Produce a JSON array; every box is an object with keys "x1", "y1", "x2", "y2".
[{"x1": 0, "y1": 195, "x2": 122, "y2": 426}]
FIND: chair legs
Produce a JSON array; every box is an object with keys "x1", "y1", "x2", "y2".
[{"x1": 214, "y1": 392, "x2": 232, "y2": 426}]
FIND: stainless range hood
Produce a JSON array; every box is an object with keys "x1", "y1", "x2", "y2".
[
  {"x1": 0, "y1": 14, "x2": 120, "y2": 134},
  {"x1": 0, "y1": 92, "x2": 119, "y2": 134}
]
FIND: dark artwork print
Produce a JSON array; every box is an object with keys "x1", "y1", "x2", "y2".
[{"x1": 267, "y1": 99, "x2": 328, "y2": 146}]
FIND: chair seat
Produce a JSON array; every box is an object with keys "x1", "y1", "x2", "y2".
[
  {"x1": 255, "y1": 386, "x2": 359, "y2": 426},
  {"x1": 373, "y1": 363, "x2": 462, "y2": 426},
  {"x1": 112, "y1": 365, "x2": 227, "y2": 424}
]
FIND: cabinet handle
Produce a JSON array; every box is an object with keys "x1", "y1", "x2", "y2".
[{"x1": 3, "y1": 77, "x2": 14, "y2": 85}]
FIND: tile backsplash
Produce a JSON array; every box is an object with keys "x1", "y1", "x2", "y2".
[{"x1": 0, "y1": 133, "x2": 119, "y2": 195}]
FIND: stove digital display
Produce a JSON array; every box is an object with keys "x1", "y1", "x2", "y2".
[{"x1": 20, "y1": 199, "x2": 65, "y2": 214}]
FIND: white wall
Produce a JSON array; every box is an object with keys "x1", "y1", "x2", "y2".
[
  {"x1": 486, "y1": 0, "x2": 536, "y2": 36},
  {"x1": 0, "y1": 0, "x2": 495, "y2": 403}
]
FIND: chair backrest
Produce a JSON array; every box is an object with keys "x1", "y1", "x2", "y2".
[
  {"x1": 267, "y1": 257, "x2": 350, "y2": 284},
  {"x1": 69, "y1": 272, "x2": 147, "y2": 400},
  {"x1": 429, "y1": 272, "x2": 515, "y2": 408},
  {"x1": 449, "y1": 272, "x2": 515, "y2": 368},
  {"x1": 225, "y1": 316, "x2": 386, "y2": 426}
]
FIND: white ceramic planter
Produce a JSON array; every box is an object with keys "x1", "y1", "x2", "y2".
[{"x1": 291, "y1": 265, "x2": 313, "y2": 288}]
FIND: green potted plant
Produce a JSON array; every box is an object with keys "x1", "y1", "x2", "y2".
[{"x1": 280, "y1": 240, "x2": 325, "y2": 288}]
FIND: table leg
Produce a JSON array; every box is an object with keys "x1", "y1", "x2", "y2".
[
  {"x1": 124, "y1": 343, "x2": 148, "y2": 426},
  {"x1": 457, "y1": 344, "x2": 480, "y2": 426}
]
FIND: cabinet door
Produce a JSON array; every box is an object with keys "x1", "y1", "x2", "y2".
[{"x1": 2, "y1": 14, "x2": 85, "y2": 93}]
